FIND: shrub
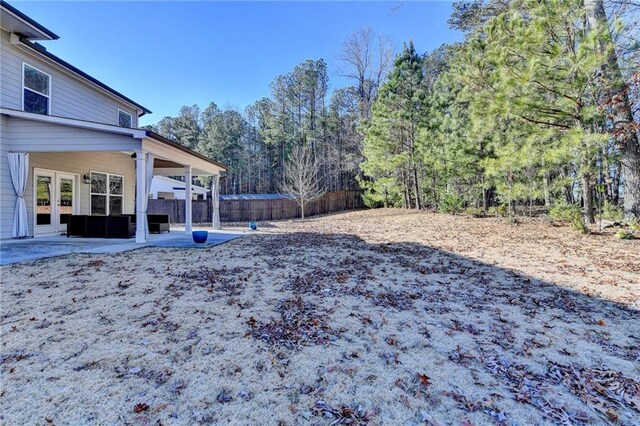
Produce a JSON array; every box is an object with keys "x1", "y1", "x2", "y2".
[
  {"x1": 549, "y1": 203, "x2": 580, "y2": 222},
  {"x1": 571, "y1": 217, "x2": 590, "y2": 234},
  {"x1": 615, "y1": 219, "x2": 638, "y2": 240},
  {"x1": 615, "y1": 228, "x2": 634, "y2": 239},
  {"x1": 486, "y1": 204, "x2": 508, "y2": 217},
  {"x1": 601, "y1": 202, "x2": 623, "y2": 221},
  {"x1": 464, "y1": 207, "x2": 485, "y2": 217},
  {"x1": 549, "y1": 203, "x2": 589, "y2": 234},
  {"x1": 440, "y1": 193, "x2": 465, "y2": 214}
]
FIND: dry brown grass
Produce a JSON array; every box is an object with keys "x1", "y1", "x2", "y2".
[{"x1": 1, "y1": 209, "x2": 638, "y2": 425}]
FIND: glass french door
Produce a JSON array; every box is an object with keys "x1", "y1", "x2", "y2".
[
  {"x1": 56, "y1": 173, "x2": 76, "y2": 233},
  {"x1": 34, "y1": 170, "x2": 77, "y2": 235}
]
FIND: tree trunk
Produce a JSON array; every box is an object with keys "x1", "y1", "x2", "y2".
[
  {"x1": 612, "y1": 160, "x2": 621, "y2": 205},
  {"x1": 623, "y1": 145, "x2": 640, "y2": 217},
  {"x1": 585, "y1": 0, "x2": 640, "y2": 220},
  {"x1": 401, "y1": 168, "x2": 410, "y2": 208},
  {"x1": 543, "y1": 171, "x2": 550, "y2": 207},
  {"x1": 413, "y1": 164, "x2": 422, "y2": 210},
  {"x1": 582, "y1": 172, "x2": 595, "y2": 224}
]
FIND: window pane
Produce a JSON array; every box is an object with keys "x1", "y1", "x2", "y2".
[
  {"x1": 91, "y1": 173, "x2": 107, "y2": 194},
  {"x1": 24, "y1": 65, "x2": 49, "y2": 95},
  {"x1": 91, "y1": 195, "x2": 107, "y2": 215},
  {"x1": 109, "y1": 175, "x2": 123, "y2": 195},
  {"x1": 24, "y1": 90, "x2": 48, "y2": 114},
  {"x1": 59, "y1": 178, "x2": 73, "y2": 224},
  {"x1": 118, "y1": 111, "x2": 132, "y2": 128},
  {"x1": 109, "y1": 196, "x2": 123, "y2": 215},
  {"x1": 36, "y1": 176, "x2": 52, "y2": 225}
]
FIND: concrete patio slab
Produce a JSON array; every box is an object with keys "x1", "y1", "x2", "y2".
[{"x1": 0, "y1": 230, "x2": 243, "y2": 265}]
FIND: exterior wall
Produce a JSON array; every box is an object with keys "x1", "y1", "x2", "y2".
[
  {"x1": 150, "y1": 176, "x2": 208, "y2": 200},
  {"x1": 24, "y1": 151, "x2": 136, "y2": 236},
  {"x1": 0, "y1": 29, "x2": 139, "y2": 127},
  {"x1": 156, "y1": 191, "x2": 175, "y2": 200}
]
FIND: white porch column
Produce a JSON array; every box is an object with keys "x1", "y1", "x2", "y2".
[
  {"x1": 184, "y1": 165, "x2": 192, "y2": 234},
  {"x1": 211, "y1": 174, "x2": 220, "y2": 230},
  {"x1": 135, "y1": 152, "x2": 147, "y2": 243}
]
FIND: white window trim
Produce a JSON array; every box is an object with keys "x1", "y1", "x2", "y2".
[
  {"x1": 118, "y1": 109, "x2": 133, "y2": 128},
  {"x1": 22, "y1": 62, "x2": 51, "y2": 115},
  {"x1": 89, "y1": 170, "x2": 125, "y2": 215}
]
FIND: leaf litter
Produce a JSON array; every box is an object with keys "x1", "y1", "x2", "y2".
[{"x1": 0, "y1": 209, "x2": 638, "y2": 425}]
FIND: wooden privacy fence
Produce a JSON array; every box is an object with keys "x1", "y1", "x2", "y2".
[
  {"x1": 147, "y1": 199, "x2": 211, "y2": 224},
  {"x1": 147, "y1": 190, "x2": 363, "y2": 224}
]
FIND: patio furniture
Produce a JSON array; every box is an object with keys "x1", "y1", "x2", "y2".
[
  {"x1": 147, "y1": 214, "x2": 170, "y2": 234},
  {"x1": 67, "y1": 214, "x2": 170, "y2": 238},
  {"x1": 120, "y1": 214, "x2": 170, "y2": 234},
  {"x1": 67, "y1": 215, "x2": 135, "y2": 238}
]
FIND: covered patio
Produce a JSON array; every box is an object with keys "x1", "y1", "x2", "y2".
[{"x1": 3, "y1": 109, "x2": 225, "y2": 242}]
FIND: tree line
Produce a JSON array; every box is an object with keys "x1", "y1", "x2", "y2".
[
  {"x1": 145, "y1": 0, "x2": 639, "y2": 223},
  {"x1": 144, "y1": 28, "x2": 393, "y2": 196},
  {"x1": 360, "y1": 0, "x2": 639, "y2": 222}
]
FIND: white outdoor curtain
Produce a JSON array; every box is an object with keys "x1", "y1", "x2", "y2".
[
  {"x1": 8, "y1": 152, "x2": 29, "y2": 238},
  {"x1": 144, "y1": 153, "x2": 154, "y2": 239},
  {"x1": 212, "y1": 174, "x2": 220, "y2": 230}
]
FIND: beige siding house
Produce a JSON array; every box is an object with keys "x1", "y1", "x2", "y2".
[{"x1": 0, "y1": 1, "x2": 225, "y2": 242}]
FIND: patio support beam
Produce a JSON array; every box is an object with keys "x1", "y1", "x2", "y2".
[
  {"x1": 135, "y1": 152, "x2": 147, "y2": 243},
  {"x1": 184, "y1": 165, "x2": 192, "y2": 234}
]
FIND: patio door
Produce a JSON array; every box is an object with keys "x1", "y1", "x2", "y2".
[
  {"x1": 34, "y1": 169, "x2": 78, "y2": 236},
  {"x1": 56, "y1": 173, "x2": 76, "y2": 233}
]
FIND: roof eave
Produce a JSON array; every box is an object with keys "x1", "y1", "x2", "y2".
[
  {"x1": 144, "y1": 130, "x2": 228, "y2": 172},
  {"x1": 18, "y1": 39, "x2": 152, "y2": 116},
  {"x1": 0, "y1": 0, "x2": 59, "y2": 40}
]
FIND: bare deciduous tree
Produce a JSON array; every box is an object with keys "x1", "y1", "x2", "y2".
[
  {"x1": 337, "y1": 27, "x2": 394, "y2": 119},
  {"x1": 280, "y1": 145, "x2": 325, "y2": 220}
]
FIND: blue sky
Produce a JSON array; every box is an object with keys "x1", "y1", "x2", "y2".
[{"x1": 14, "y1": 1, "x2": 463, "y2": 126}]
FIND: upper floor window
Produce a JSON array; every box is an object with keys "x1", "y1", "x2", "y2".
[
  {"x1": 118, "y1": 109, "x2": 132, "y2": 128},
  {"x1": 23, "y1": 63, "x2": 51, "y2": 115}
]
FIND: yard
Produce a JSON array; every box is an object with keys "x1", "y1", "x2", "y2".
[{"x1": 1, "y1": 209, "x2": 638, "y2": 425}]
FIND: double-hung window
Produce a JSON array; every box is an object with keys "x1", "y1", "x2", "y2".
[
  {"x1": 90, "y1": 172, "x2": 124, "y2": 215},
  {"x1": 118, "y1": 109, "x2": 132, "y2": 128},
  {"x1": 23, "y1": 63, "x2": 50, "y2": 115}
]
